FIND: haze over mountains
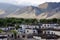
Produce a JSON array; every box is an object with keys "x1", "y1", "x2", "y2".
[
  {"x1": 0, "y1": 2, "x2": 60, "y2": 19},
  {"x1": 0, "y1": 3, "x2": 25, "y2": 17}
]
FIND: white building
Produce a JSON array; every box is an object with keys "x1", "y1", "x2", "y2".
[
  {"x1": 0, "y1": 27, "x2": 15, "y2": 31},
  {"x1": 19, "y1": 24, "x2": 39, "y2": 29},
  {"x1": 43, "y1": 30, "x2": 60, "y2": 36},
  {"x1": 0, "y1": 33, "x2": 8, "y2": 40},
  {"x1": 25, "y1": 28, "x2": 38, "y2": 35},
  {"x1": 41, "y1": 24, "x2": 60, "y2": 29},
  {"x1": 0, "y1": 27, "x2": 8, "y2": 31},
  {"x1": 18, "y1": 24, "x2": 39, "y2": 34}
]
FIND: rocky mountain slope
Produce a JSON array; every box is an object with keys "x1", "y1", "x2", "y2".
[
  {"x1": 0, "y1": 3, "x2": 25, "y2": 18},
  {"x1": 0, "y1": 2, "x2": 60, "y2": 19}
]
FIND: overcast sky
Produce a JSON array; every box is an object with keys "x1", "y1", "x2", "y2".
[{"x1": 0, "y1": 0, "x2": 60, "y2": 6}]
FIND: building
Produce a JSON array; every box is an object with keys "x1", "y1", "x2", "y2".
[
  {"x1": 25, "y1": 28, "x2": 38, "y2": 35},
  {"x1": 19, "y1": 24, "x2": 39, "y2": 29},
  {"x1": 18, "y1": 24, "x2": 39, "y2": 34},
  {"x1": 40, "y1": 23, "x2": 60, "y2": 29},
  {"x1": 0, "y1": 33, "x2": 8, "y2": 40},
  {"x1": 43, "y1": 30, "x2": 60, "y2": 36},
  {"x1": 0, "y1": 27, "x2": 15, "y2": 31}
]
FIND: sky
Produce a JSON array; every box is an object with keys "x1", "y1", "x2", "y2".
[{"x1": 0, "y1": 0, "x2": 60, "y2": 6}]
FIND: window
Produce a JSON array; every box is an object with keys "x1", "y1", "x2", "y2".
[
  {"x1": 33, "y1": 31, "x2": 35, "y2": 33},
  {"x1": 48, "y1": 25, "x2": 49, "y2": 26},
  {"x1": 47, "y1": 31, "x2": 50, "y2": 34},
  {"x1": 44, "y1": 24, "x2": 46, "y2": 27},
  {"x1": 27, "y1": 30, "x2": 29, "y2": 32}
]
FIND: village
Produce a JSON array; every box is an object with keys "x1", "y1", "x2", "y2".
[
  {"x1": 0, "y1": 0, "x2": 60, "y2": 40},
  {"x1": 0, "y1": 23, "x2": 60, "y2": 40}
]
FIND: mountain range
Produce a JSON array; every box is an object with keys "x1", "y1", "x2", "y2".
[{"x1": 0, "y1": 2, "x2": 60, "y2": 19}]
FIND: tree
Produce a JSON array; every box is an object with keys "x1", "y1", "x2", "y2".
[
  {"x1": 40, "y1": 19, "x2": 47, "y2": 23},
  {"x1": 0, "y1": 29, "x2": 3, "y2": 33},
  {"x1": 52, "y1": 18, "x2": 57, "y2": 23},
  {"x1": 15, "y1": 24, "x2": 20, "y2": 29},
  {"x1": 11, "y1": 30, "x2": 17, "y2": 39},
  {"x1": 57, "y1": 19, "x2": 60, "y2": 24}
]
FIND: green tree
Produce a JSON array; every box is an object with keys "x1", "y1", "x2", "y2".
[
  {"x1": 11, "y1": 30, "x2": 17, "y2": 39},
  {"x1": 0, "y1": 29, "x2": 3, "y2": 33},
  {"x1": 15, "y1": 24, "x2": 20, "y2": 29},
  {"x1": 52, "y1": 18, "x2": 57, "y2": 23}
]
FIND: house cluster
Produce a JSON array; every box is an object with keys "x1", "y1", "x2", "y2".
[
  {"x1": 17, "y1": 24, "x2": 39, "y2": 35},
  {"x1": 40, "y1": 23, "x2": 60, "y2": 35},
  {"x1": 0, "y1": 26, "x2": 15, "y2": 31},
  {"x1": 0, "y1": 23, "x2": 60, "y2": 39},
  {"x1": 0, "y1": 33, "x2": 8, "y2": 40},
  {"x1": 16, "y1": 23, "x2": 60, "y2": 39},
  {"x1": 40, "y1": 23, "x2": 60, "y2": 29}
]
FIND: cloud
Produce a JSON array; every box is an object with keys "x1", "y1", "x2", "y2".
[{"x1": 0, "y1": 0, "x2": 60, "y2": 6}]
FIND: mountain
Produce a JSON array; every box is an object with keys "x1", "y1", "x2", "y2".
[
  {"x1": 0, "y1": 3, "x2": 25, "y2": 17},
  {"x1": 7, "y1": 6, "x2": 36, "y2": 18},
  {"x1": 38, "y1": 2, "x2": 60, "y2": 19},
  {"x1": 0, "y1": 2, "x2": 60, "y2": 19},
  {"x1": 7, "y1": 6, "x2": 44, "y2": 19},
  {"x1": 38, "y1": 2, "x2": 60, "y2": 11}
]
